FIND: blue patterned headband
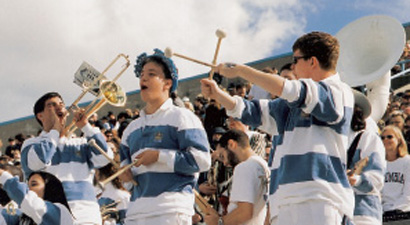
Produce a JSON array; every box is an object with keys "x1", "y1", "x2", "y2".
[{"x1": 134, "y1": 48, "x2": 178, "y2": 92}]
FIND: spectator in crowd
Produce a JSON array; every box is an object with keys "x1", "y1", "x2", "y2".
[
  {"x1": 204, "y1": 129, "x2": 270, "y2": 225},
  {"x1": 132, "y1": 108, "x2": 140, "y2": 120},
  {"x1": 279, "y1": 63, "x2": 297, "y2": 80},
  {"x1": 4, "y1": 138, "x2": 16, "y2": 159},
  {"x1": 381, "y1": 125, "x2": 410, "y2": 214},
  {"x1": 107, "y1": 111, "x2": 119, "y2": 131},
  {"x1": 210, "y1": 127, "x2": 226, "y2": 150},
  {"x1": 101, "y1": 116, "x2": 111, "y2": 132},
  {"x1": 227, "y1": 83, "x2": 236, "y2": 96},
  {"x1": 20, "y1": 91, "x2": 113, "y2": 224},
  {"x1": 193, "y1": 94, "x2": 206, "y2": 122},
  {"x1": 204, "y1": 99, "x2": 228, "y2": 144},
  {"x1": 201, "y1": 31, "x2": 354, "y2": 224},
  {"x1": 104, "y1": 130, "x2": 114, "y2": 143},
  {"x1": 170, "y1": 91, "x2": 185, "y2": 108},
  {"x1": 13, "y1": 133, "x2": 26, "y2": 151},
  {"x1": 226, "y1": 117, "x2": 267, "y2": 158},
  {"x1": 119, "y1": 49, "x2": 211, "y2": 224},
  {"x1": 387, "y1": 111, "x2": 406, "y2": 133},
  {"x1": 116, "y1": 111, "x2": 132, "y2": 139},
  {"x1": 235, "y1": 83, "x2": 248, "y2": 99},
  {"x1": 0, "y1": 169, "x2": 74, "y2": 225},
  {"x1": 248, "y1": 67, "x2": 275, "y2": 100},
  {"x1": 182, "y1": 97, "x2": 195, "y2": 112}
]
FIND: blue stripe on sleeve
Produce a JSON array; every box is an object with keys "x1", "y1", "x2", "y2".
[
  {"x1": 33, "y1": 140, "x2": 57, "y2": 164},
  {"x1": 310, "y1": 81, "x2": 340, "y2": 122},
  {"x1": 241, "y1": 99, "x2": 263, "y2": 128},
  {"x1": 4, "y1": 177, "x2": 28, "y2": 205},
  {"x1": 286, "y1": 81, "x2": 308, "y2": 109},
  {"x1": 351, "y1": 151, "x2": 384, "y2": 193},
  {"x1": 177, "y1": 128, "x2": 209, "y2": 153},
  {"x1": 174, "y1": 151, "x2": 200, "y2": 174},
  {"x1": 354, "y1": 194, "x2": 382, "y2": 220},
  {"x1": 62, "y1": 180, "x2": 97, "y2": 201},
  {"x1": 131, "y1": 172, "x2": 195, "y2": 200},
  {"x1": 40, "y1": 202, "x2": 61, "y2": 225},
  {"x1": 270, "y1": 152, "x2": 350, "y2": 195},
  {"x1": 120, "y1": 143, "x2": 132, "y2": 165}
]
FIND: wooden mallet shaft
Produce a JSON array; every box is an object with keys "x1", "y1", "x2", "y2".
[
  {"x1": 164, "y1": 47, "x2": 216, "y2": 68},
  {"x1": 209, "y1": 29, "x2": 226, "y2": 80}
]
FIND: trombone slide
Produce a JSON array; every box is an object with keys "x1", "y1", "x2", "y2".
[
  {"x1": 88, "y1": 139, "x2": 119, "y2": 168},
  {"x1": 99, "y1": 159, "x2": 139, "y2": 189}
]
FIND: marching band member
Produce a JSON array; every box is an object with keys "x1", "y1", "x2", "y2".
[
  {"x1": 204, "y1": 129, "x2": 270, "y2": 225},
  {"x1": 20, "y1": 92, "x2": 113, "y2": 225},
  {"x1": 96, "y1": 163, "x2": 130, "y2": 225},
  {"x1": 0, "y1": 169, "x2": 74, "y2": 224},
  {"x1": 201, "y1": 31, "x2": 355, "y2": 225},
  {"x1": 347, "y1": 90, "x2": 386, "y2": 225},
  {"x1": 119, "y1": 49, "x2": 211, "y2": 225}
]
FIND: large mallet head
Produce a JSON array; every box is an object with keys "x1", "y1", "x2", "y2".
[
  {"x1": 215, "y1": 29, "x2": 227, "y2": 39},
  {"x1": 209, "y1": 29, "x2": 227, "y2": 80},
  {"x1": 164, "y1": 47, "x2": 216, "y2": 68}
]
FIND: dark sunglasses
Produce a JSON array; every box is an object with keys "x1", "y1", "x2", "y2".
[
  {"x1": 381, "y1": 135, "x2": 394, "y2": 140},
  {"x1": 292, "y1": 55, "x2": 311, "y2": 64}
]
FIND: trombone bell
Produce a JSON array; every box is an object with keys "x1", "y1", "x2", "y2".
[{"x1": 100, "y1": 80, "x2": 126, "y2": 107}]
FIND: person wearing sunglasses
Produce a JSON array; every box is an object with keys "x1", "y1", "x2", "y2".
[
  {"x1": 381, "y1": 125, "x2": 410, "y2": 216},
  {"x1": 201, "y1": 31, "x2": 354, "y2": 225}
]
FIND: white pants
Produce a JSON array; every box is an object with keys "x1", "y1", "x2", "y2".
[
  {"x1": 271, "y1": 200, "x2": 343, "y2": 225},
  {"x1": 125, "y1": 213, "x2": 192, "y2": 225}
]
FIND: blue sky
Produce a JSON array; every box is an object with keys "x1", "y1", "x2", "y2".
[
  {"x1": 274, "y1": 0, "x2": 410, "y2": 55},
  {"x1": 0, "y1": 0, "x2": 410, "y2": 124}
]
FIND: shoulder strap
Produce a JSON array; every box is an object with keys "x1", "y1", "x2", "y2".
[{"x1": 347, "y1": 131, "x2": 364, "y2": 169}]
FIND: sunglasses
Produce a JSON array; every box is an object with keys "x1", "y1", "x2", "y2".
[
  {"x1": 381, "y1": 135, "x2": 394, "y2": 140},
  {"x1": 292, "y1": 55, "x2": 311, "y2": 64}
]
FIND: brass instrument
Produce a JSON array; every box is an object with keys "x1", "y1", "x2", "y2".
[
  {"x1": 100, "y1": 200, "x2": 121, "y2": 223},
  {"x1": 6, "y1": 202, "x2": 16, "y2": 215},
  {"x1": 336, "y1": 15, "x2": 405, "y2": 122},
  {"x1": 65, "y1": 54, "x2": 130, "y2": 136}
]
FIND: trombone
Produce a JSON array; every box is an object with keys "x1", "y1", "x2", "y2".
[{"x1": 65, "y1": 54, "x2": 130, "y2": 136}]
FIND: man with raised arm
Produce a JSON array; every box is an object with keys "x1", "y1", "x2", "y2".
[{"x1": 201, "y1": 32, "x2": 355, "y2": 225}]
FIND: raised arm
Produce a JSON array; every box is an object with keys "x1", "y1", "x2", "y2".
[{"x1": 215, "y1": 63, "x2": 285, "y2": 98}]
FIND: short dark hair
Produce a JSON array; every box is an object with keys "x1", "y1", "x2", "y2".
[
  {"x1": 219, "y1": 129, "x2": 250, "y2": 149},
  {"x1": 280, "y1": 63, "x2": 292, "y2": 73},
  {"x1": 351, "y1": 105, "x2": 366, "y2": 132},
  {"x1": 33, "y1": 92, "x2": 63, "y2": 126},
  {"x1": 292, "y1": 31, "x2": 339, "y2": 71}
]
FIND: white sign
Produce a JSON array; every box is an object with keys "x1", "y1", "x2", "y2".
[{"x1": 73, "y1": 61, "x2": 106, "y2": 96}]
